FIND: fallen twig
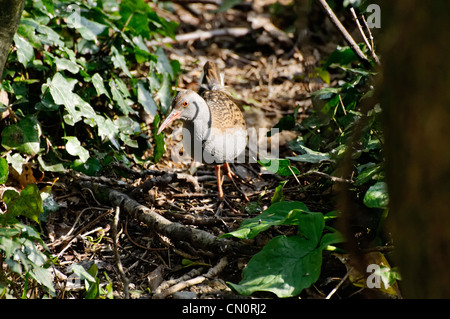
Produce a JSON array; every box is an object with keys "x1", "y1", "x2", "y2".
[
  {"x1": 153, "y1": 257, "x2": 228, "y2": 299},
  {"x1": 146, "y1": 28, "x2": 251, "y2": 47},
  {"x1": 112, "y1": 206, "x2": 130, "y2": 299},
  {"x1": 75, "y1": 180, "x2": 258, "y2": 257},
  {"x1": 325, "y1": 266, "x2": 352, "y2": 299},
  {"x1": 129, "y1": 171, "x2": 200, "y2": 198},
  {"x1": 55, "y1": 208, "x2": 113, "y2": 257},
  {"x1": 299, "y1": 170, "x2": 353, "y2": 184}
]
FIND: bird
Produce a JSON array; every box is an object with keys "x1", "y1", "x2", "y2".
[{"x1": 157, "y1": 61, "x2": 248, "y2": 202}]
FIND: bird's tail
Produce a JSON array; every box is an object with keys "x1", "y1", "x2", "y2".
[{"x1": 200, "y1": 61, "x2": 224, "y2": 91}]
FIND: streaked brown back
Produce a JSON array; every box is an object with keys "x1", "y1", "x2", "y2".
[{"x1": 201, "y1": 90, "x2": 246, "y2": 131}]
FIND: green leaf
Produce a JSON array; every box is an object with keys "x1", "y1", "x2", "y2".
[
  {"x1": 119, "y1": 0, "x2": 153, "y2": 39},
  {"x1": 1, "y1": 116, "x2": 41, "y2": 155},
  {"x1": 85, "y1": 263, "x2": 100, "y2": 299},
  {"x1": 0, "y1": 227, "x2": 21, "y2": 237},
  {"x1": 157, "y1": 74, "x2": 172, "y2": 114},
  {"x1": 221, "y1": 201, "x2": 312, "y2": 239},
  {"x1": 41, "y1": 188, "x2": 60, "y2": 215},
  {"x1": 3, "y1": 184, "x2": 43, "y2": 224},
  {"x1": 46, "y1": 73, "x2": 80, "y2": 121},
  {"x1": 355, "y1": 162, "x2": 383, "y2": 186},
  {"x1": 54, "y1": 57, "x2": 80, "y2": 74},
  {"x1": 2, "y1": 189, "x2": 20, "y2": 207},
  {"x1": 13, "y1": 34, "x2": 34, "y2": 67},
  {"x1": 323, "y1": 45, "x2": 359, "y2": 69},
  {"x1": 36, "y1": 24, "x2": 64, "y2": 47},
  {"x1": 111, "y1": 46, "x2": 132, "y2": 78},
  {"x1": 363, "y1": 181, "x2": 389, "y2": 209},
  {"x1": 91, "y1": 73, "x2": 111, "y2": 99},
  {"x1": 0, "y1": 237, "x2": 22, "y2": 259},
  {"x1": 4, "y1": 258, "x2": 22, "y2": 275},
  {"x1": 287, "y1": 144, "x2": 331, "y2": 164},
  {"x1": 71, "y1": 264, "x2": 96, "y2": 283},
  {"x1": 137, "y1": 81, "x2": 157, "y2": 118},
  {"x1": 271, "y1": 180, "x2": 287, "y2": 204},
  {"x1": 64, "y1": 136, "x2": 90, "y2": 163},
  {"x1": 152, "y1": 115, "x2": 165, "y2": 163},
  {"x1": 155, "y1": 47, "x2": 174, "y2": 79},
  {"x1": 228, "y1": 235, "x2": 322, "y2": 298},
  {"x1": 0, "y1": 157, "x2": 8, "y2": 184},
  {"x1": 30, "y1": 265, "x2": 55, "y2": 294},
  {"x1": 37, "y1": 156, "x2": 66, "y2": 173},
  {"x1": 258, "y1": 158, "x2": 300, "y2": 176},
  {"x1": 319, "y1": 231, "x2": 346, "y2": 250},
  {"x1": 297, "y1": 212, "x2": 325, "y2": 246},
  {"x1": 67, "y1": 11, "x2": 107, "y2": 41},
  {"x1": 268, "y1": 115, "x2": 296, "y2": 136},
  {"x1": 71, "y1": 158, "x2": 102, "y2": 176},
  {"x1": 110, "y1": 78, "x2": 135, "y2": 115}
]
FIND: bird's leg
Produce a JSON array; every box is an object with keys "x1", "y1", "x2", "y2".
[
  {"x1": 223, "y1": 163, "x2": 249, "y2": 202},
  {"x1": 214, "y1": 164, "x2": 239, "y2": 215},
  {"x1": 223, "y1": 162, "x2": 239, "y2": 181},
  {"x1": 215, "y1": 164, "x2": 225, "y2": 200}
]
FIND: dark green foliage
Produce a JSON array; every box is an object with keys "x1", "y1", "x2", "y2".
[
  {"x1": 225, "y1": 43, "x2": 388, "y2": 297},
  {"x1": 0, "y1": 0, "x2": 179, "y2": 298},
  {"x1": 1, "y1": 0, "x2": 179, "y2": 173}
]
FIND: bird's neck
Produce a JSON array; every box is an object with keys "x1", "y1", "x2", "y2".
[{"x1": 182, "y1": 98, "x2": 212, "y2": 138}]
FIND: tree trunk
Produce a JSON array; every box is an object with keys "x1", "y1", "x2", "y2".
[
  {"x1": 380, "y1": 1, "x2": 450, "y2": 298},
  {"x1": 0, "y1": 0, "x2": 25, "y2": 80}
]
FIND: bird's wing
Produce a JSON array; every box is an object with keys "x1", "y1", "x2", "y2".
[{"x1": 201, "y1": 90, "x2": 247, "y2": 130}]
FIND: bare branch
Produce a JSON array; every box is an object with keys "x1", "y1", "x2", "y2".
[{"x1": 316, "y1": 0, "x2": 370, "y2": 66}]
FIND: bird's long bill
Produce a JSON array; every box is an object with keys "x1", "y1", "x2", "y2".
[{"x1": 157, "y1": 110, "x2": 181, "y2": 135}]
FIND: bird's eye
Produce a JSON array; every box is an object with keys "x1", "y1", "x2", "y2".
[{"x1": 183, "y1": 101, "x2": 188, "y2": 107}]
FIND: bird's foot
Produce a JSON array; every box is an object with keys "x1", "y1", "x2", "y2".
[
  {"x1": 215, "y1": 195, "x2": 239, "y2": 216},
  {"x1": 222, "y1": 163, "x2": 249, "y2": 202}
]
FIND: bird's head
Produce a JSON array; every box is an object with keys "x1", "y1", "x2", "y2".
[{"x1": 157, "y1": 89, "x2": 205, "y2": 135}]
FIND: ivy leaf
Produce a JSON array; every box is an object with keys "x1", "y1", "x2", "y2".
[
  {"x1": 152, "y1": 115, "x2": 165, "y2": 163},
  {"x1": 363, "y1": 182, "x2": 389, "y2": 209},
  {"x1": 287, "y1": 144, "x2": 331, "y2": 164},
  {"x1": 13, "y1": 34, "x2": 34, "y2": 67},
  {"x1": 228, "y1": 235, "x2": 323, "y2": 298},
  {"x1": 54, "y1": 57, "x2": 80, "y2": 74},
  {"x1": 137, "y1": 81, "x2": 158, "y2": 119},
  {"x1": 30, "y1": 265, "x2": 55, "y2": 294},
  {"x1": 268, "y1": 115, "x2": 296, "y2": 136},
  {"x1": 323, "y1": 45, "x2": 360, "y2": 69},
  {"x1": 221, "y1": 201, "x2": 312, "y2": 239},
  {"x1": 0, "y1": 157, "x2": 9, "y2": 184},
  {"x1": 36, "y1": 24, "x2": 64, "y2": 47},
  {"x1": 258, "y1": 158, "x2": 300, "y2": 176},
  {"x1": 91, "y1": 73, "x2": 111, "y2": 99},
  {"x1": 3, "y1": 184, "x2": 43, "y2": 224},
  {"x1": 71, "y1": 158, "x2": 102, "y2": 176},
  {"x1": 67, "y1": 10, "x2": 107, "y2": 41},
  {"x1": 64, "y1": 136, "x2": 90, "y2": 163},
  {"x1": 46, "y1": 73, "x2": 79, "y2": 119},
  {"x1": 111, "y1": 46, "x2": 132, "y2": 78},
  {"x1": 109, "y1": 78, "x2": 135, "y2": 115},
  {"x1": 155, "y1": 47, "x2": 174, "y2": 79},
  {"x1": 1, "y1": 116, "x2": 41, "y2": 155}
]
